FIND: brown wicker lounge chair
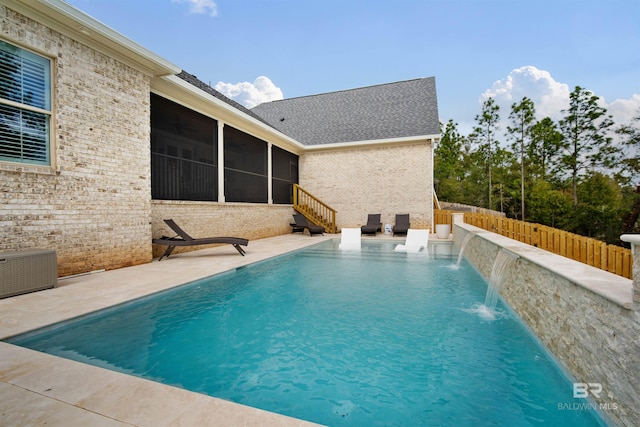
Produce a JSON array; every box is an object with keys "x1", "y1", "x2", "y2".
[
  {"x1": 153, "y1": 219, "x2": 248, "y2": 260},
  {"x1": 392, "y1": 214, "x2": 410, "y2": 236},
  {"x1": 291, "y1": 213, "x2": 325, "y2": 236},
  {"x1": 361, "y1": 214, "x2": 382, "y2": 235}
]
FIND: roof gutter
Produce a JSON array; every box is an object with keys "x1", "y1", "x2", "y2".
[
  {"x1": 302, "y1": 134, "x2": 440, "y2": 152},
  {"x1": 5, "y1": 0, "x2": 180, "y2": 76}
]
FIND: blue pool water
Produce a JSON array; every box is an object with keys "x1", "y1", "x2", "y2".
[{"x1": 9, "y1": 240, "x2": 606, "y2": 426}]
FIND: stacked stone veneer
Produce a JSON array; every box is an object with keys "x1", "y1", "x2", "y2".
[
  {"x1": 300, "y1": 141, "x2": 433, "y2": 230},
  {"x1": 453, "y1": 221, "x2": 639, "y2": 427},
  {"x1": 151, "y1": 201, "x2": 295, "y2": 258},
  {"x1": 0, "y1": 6, "x2": 153, "y2": 276}
]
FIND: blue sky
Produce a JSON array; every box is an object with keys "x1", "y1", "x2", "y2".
[{"x1": 68, "y1": 0, "x2": 640, "y2": 135}]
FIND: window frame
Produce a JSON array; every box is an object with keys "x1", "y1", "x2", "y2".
[{"x1": 0, "y1": 39, "x2": 53, "y2": 168}]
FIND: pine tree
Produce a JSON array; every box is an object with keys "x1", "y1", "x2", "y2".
[
  {"x1": 434, "y1": 120, "x2": 465, "y2": 202},
  {"x1": 471, "y1": 98, "x2": 500, "y2": 210},
  {"x1": 529, "y1": 117, "x2": 564, "y2": 182},
  {"x1": 558, "y1": 86, "x2": 616, "y2": 206},
  {"x1": 507, "y1": 97, "x2": 535, "y2": 220}
]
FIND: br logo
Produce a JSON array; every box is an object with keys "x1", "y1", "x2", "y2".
[{"x1": 573, "y1": 383, "x2": 602, "y2": 399}]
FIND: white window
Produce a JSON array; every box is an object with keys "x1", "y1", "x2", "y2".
[{"x1": 0, "y1": 40, "x2": 51, "y2": 166}]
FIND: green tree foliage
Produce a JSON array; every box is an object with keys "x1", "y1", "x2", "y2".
[
  {"x1": 526, "y1": 180, "x2": 573, "y2": 229},
  {"x1": 470, "y1": 98, "x2": 501, "y2": 210},
  {"x1": 615, "y1": 109, "x2": 640, "y2": 184},
  {"x1": 558, "y1": 86, "x2": 617, "y2": 206},
  {"x1": 507, "y1": 97, "x2": 536, "y2": 220},
  {"x1": 435, "y1": 85, "x2": 635, "y2": 247},
  {"x1": 573, "y1": 173, "x2": 625, "y2": 243},
  {"x1": 616, "y1": 110, "x2": 640, "y2": 233},
  {"x1": 482, "y1": 145, "x2": 517, "y2": 215},
  {"x1": 455, "y1": 132, "x2": 491, "y2": 208},
  {"x1": 621, "y1": 185, "x2": 640, "y2": 234},
  {"x1": 434, "y1": 120, "x2": 465, "y2": 202},
  {"x1": 529, "y1": 117, "x2": 564, "y2": 183}
]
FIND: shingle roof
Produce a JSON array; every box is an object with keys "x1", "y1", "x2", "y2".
[{"x1": 251, "y1": 77, "x2": 439, "y2": 146}]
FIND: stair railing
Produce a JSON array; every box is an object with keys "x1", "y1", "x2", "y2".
[{"x1": 293, "y1": 184, "x2": 337, "y2": 233}]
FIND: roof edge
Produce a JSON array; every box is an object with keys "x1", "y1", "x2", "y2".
[
  {"x1": 253, "y1": 76, "x2": 436, "y2": 107},
  {"x1": 303, "y1": 134, "x2": 440, "y2": 151},
  {"x1": 5, "y1": 0, "x2": 180, "y2": 76},
  {"x1": 158, "y1": 74, "x2": 306, "y2": 151}
]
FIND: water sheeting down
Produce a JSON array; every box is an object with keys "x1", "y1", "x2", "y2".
[{"x1": 484, "y1": 249, "x2": 520, "y2": 315}]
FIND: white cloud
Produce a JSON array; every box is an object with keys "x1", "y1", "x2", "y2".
[
  {"x1": 171, "y1": 0, "x2": 218, "y2": 17},
  {"x1": 480, "y1": 66, "x2": 640, "y2": 129},
  {"x1": 214, "y1": 76, "x2": 284, "y2": 109},
  {"x1": 607, "y1": 94, "x2": 640, "y2": 127},
  {"x1": 480, "y1": 66, "x2": 570, "y2": 121}
]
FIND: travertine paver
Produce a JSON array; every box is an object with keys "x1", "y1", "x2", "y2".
[{"x1": 0, "y1": 234, "x2": 341, "y2": 427}]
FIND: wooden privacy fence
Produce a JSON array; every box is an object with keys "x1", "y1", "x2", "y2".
[{"x1": 434, "y1": 209, "x2": 633, "y2": 279}]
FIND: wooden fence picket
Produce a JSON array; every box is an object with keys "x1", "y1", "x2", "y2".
[{"x1": 434, "y1": 209, "x2": 632, "y2": 279}]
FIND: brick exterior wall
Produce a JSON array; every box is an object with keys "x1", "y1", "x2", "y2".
[
  {"x1": 0, "y1": 6, "x2": 436, "y2": 277},
  {"x1": 454, "y1": 223, "x2": 639, "y2": 427},
  {"x1": 151, "y1": 201, "x2": 296, "y2": 258},
  {"x1": 299, "y1": 141, "x2": 434, "y2": 230},
  {"x1": 0, "y1": 6, "x2": 153, "y2": 277}
]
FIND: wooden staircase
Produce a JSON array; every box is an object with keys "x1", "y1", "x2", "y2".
[{"x1": 293, "y1": 184, "x2": 337, "y2": 234}]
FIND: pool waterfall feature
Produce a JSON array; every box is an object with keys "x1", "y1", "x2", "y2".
[
  {"x1": 451, "y1": 214, "x2": 638, "y2": 427},
  {"x1": 455, "y1": 232, "x2": 521, "y2": 319},
  {"x1": 483, "y1": 249, "x2": 520, "y2": 316},
  {"x1": 456, "y1": 231, "x2": 475, "y2": 267}
]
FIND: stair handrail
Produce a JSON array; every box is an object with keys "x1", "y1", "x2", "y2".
[{"x1": 293, "y1": 184, "x2": 337, "y2": 233}]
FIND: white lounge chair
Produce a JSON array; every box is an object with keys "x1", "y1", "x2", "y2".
[
  {"x1": 339, "y1": 228, "x2": 362, "y2": 250},
  {"x1": 394, "y1": 229, "x2": 430, "y2": 253}
]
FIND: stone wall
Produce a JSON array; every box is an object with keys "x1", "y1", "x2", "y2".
[
  {"x1": 0, "y1": 6, "x2": 153, "y2": 277},
  {"x1": 453, "y1": 220, "x2": 639, "y2": 427},
  {"x1": 151, "y1": 201, "x2": 296, "y2": 258},
  {"x1": 300, "y1": 141, "x2": 433, "y2": 230}
]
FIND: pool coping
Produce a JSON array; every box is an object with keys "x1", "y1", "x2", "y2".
[
  {"x1": 456, "y1": 223, "x2": 634, "y2": 309},
  {"x1": 0, "y1": 232, "x2": 423, "y2": 426}
]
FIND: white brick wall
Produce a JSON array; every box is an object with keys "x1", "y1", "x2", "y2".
[
  {"x1": 0, "y1": 6, "x2": 436, "y2": 276},
  {"x1": 300, "y1": 141, "x2": 434, "y2": 230},
  {"x1": 0, "y1": 6, "x2": 152, "y2": 277}
]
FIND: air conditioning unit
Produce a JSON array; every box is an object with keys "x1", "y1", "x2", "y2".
[{"x1": 0, "y1": 249, "x2": 57, "y2": 298}]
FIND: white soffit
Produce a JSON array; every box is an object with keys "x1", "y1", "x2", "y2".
[{"x1": 5, "y1": 0, "x2": 180, "y2": 76}]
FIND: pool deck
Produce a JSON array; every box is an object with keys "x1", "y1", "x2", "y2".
[{"x1": 0, "y1": 232, "x2": 424, "y2": 426}]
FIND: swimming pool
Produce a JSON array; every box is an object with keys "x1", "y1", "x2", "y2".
[{"x1": 9, "y1": 240, "x2": 606, "y2": 426}]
